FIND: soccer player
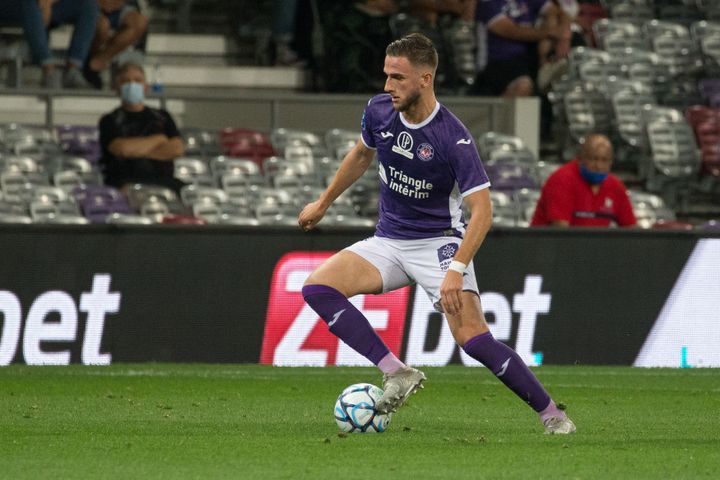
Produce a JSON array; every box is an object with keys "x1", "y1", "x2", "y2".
[{"x1": 298, "y1": 33, "x2": 575, "y2": 434}]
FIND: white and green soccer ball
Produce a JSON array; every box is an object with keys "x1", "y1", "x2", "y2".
[{"x1": 334, "y1": 383, "x2": 392, "y2": 433}]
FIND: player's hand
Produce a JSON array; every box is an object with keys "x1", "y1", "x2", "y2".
[
  {"x1": 439, "y1": 270, "x2": 464, "y2": 316},
  {"x1": 298, "y1": 200, "x2": 327, "y2": 231}
]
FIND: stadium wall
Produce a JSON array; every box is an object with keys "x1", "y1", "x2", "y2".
[{"x1": 0, "y1": 226, "x2": 718, "y2": 367}]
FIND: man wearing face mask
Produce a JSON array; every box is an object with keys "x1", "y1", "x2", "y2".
[
  {"x1": 531, "y1": 134, "x2": 636, "y2": 227},
  {"x1": 98, "y1": 62, "x2": 185, "y2": 194}
]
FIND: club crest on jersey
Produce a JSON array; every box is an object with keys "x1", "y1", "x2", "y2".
[
  {"x1": 391, "y1": 131, "x2": 414, "y2": 159},
  {"x1": 437, "y1": 242, "x2": 459, "y2": 271},
  {"x1": 416, "y1": 143, "x2": 434, "y2": 162}
]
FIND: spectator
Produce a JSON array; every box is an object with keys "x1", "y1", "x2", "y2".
[
  {"x1": 85, "y1": 0, "x2": 148, "y2": 88},
  {"x1": 0, "y1": 0, "x2": 98, "y2": 88},
  {"x1": 98, "y1": 62, "x2": 186, "y2": 194},
  {"x1": 272, "y1": 0, "x2": 303, "y2": 66},
  {"x1": 531, "y1": 134, "x2": 637, "y2": 227},
  {"x1": 318, "y1": 0, "x2": 399, "y2": 92},
  {"x1": 473, "y1": 0, "x2": 570, "y2": 97}
]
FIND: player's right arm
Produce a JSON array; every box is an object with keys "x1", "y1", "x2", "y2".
[{"x1": 298, "y1": 139, "x2": 375, "y2": 231}]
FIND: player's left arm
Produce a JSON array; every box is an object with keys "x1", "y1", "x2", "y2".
[{"x1": 439, "y1": 187, "x2": 492, "y2": 315}]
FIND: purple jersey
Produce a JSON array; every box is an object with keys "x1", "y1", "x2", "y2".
[
  {"x1": 360, "y1": 94, "x2": 490, "y2": 240},
  {"x1": 476, "y1": 0, "x2": 550, "y2": 62}
]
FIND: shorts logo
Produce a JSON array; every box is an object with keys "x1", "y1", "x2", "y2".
[
  {"x1": 416, "y1": 143, "x2": 434, "y2": 161},
  {"x1": 391, "y1": 132, "x2": 414, "y2": 159},
  {"x1": 436, "y1": 243, "x2": 459, "y2": 271}
]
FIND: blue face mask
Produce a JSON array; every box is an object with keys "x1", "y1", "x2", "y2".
[
  {"x1": 579, "y1": 164, "x2": 608, "y2": 185},
  {"x1": 120, "y1": 81, "x2": 145, "y2": 105}
]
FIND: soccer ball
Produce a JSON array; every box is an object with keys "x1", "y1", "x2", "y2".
[{"x1": 334, "y1": 383, "x2": 392, "y2": 433}]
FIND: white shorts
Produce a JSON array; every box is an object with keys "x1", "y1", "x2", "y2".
[{"x1": 345, "y1": 236, "x2": 479, "y2": 312}]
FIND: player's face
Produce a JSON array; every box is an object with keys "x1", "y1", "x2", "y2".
[{"x1": 383, "y1": 55, "x2": 424, "y2": 112}]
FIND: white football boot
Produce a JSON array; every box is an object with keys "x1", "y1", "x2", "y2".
[
  {"x1": 376, "y1": 367, "x2": 426, "y2": 414},
  {"x1": 543, "y1": 415, "x2": 577, "y2": 434}
]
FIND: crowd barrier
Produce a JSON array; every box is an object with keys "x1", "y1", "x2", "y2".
[{"x1": 1, "y1": 225, "x2": 718, "y2": 367}]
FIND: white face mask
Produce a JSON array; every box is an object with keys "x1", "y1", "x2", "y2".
[{"x1": 120, "y1": 81, "x2": 145, "y2": 104}]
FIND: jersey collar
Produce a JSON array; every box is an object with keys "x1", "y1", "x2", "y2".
[{"x1": 399, "y1": 101, "x2": 440, "y2": 129}]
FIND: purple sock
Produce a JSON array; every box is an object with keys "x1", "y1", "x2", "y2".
[
  {"x1": 463, "y1": 332, "x2": 551, "y2": 412},
  {"x1": 302, "y1": 284, "x2": 390, "y2": 365}
]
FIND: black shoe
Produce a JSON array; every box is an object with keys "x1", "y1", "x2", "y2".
[{"x1": 82, "y1": 61, "x2": 103, "y2": 90}]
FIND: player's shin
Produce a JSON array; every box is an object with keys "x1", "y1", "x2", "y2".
[
  {"x1": 302, "y1": 284, "x2": 404, "y2": 372},
  {"x1": 462, "y1": 331, "x2": 554, "y2": 413}
]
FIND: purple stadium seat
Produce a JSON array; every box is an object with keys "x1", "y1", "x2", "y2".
[
  {"x1": 485, "y1": 163, "x2": 538, "y2": 191},
  {"x1": 73, "y1": 185, "x2": 131, "y2": 223},
  {"x1": 56, "y1": 125, "x2": 101, "y2": 163}
]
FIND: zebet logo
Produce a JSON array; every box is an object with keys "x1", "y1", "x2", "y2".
[
  {"x1": 261, "y1": 252, "x2": 409, "y2": 366},
  {"x1": 0, "y1": 274, "x2": 120, "y2": 365},
  {"x1": 261, "y1": 251, "x2": 552, "y2": 367}
]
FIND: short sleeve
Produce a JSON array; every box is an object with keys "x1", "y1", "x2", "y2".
[
  {"x1": 360, "y1": 99, "x2": 376, "y2": 149},
  {"x1": 476, "y1": 0, "x2": 506, "y2": 24},
  {"x1": 98, "y1": 112, "x2": 117, "y2": 156},
  {"x1": 160, "y1": 109, "x2": 181, "y2": 139},
  {"x1": 447, "y1": 136, "x2": 490, "y2": 196}
]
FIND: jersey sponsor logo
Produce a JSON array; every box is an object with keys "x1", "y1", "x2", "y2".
[
  {"x1": 261, "y1": 252, "x2": 410, "y2": 366},
  {"x1": 387, "y1": 166, "x2": 433, "y2": 199},
  {"x1": 361, "y1": 111, "x2": 366, "y2": 131},
  {"x1": 380, "y1": 131, "x2": 394, "y2": 138},
  {"x1": 416, "y1": 143, "x2": 434, "y2": 162},
  {"x1": 391, "y1": 131, "x2": 414, "y2": 159},
  {"x1": 456, "y1": 138, "x2": 472, "y2": 145}
]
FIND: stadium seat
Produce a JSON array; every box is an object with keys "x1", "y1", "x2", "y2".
[
  {"x1": 270, "y1": 128, "x2": 323, "y2": 153},
  {"x1": 563, "y1": 82, "x2": 613, "y2": 142},
  {"x1": 73, "y1": 185, "x2": 131, "y2": 223},
  {"x1": 325, "y1": 129, "x2": 360, "y2": 154},
  {"x1": 105, "y1": 213, "x2": 154, "y2": 225},
  {"x1": 179, "y1": 185, "x2": 228, "y2": 207},
  {"x1": 160, "y1": 214, "x2": 207, "y2": 225},
  {"x1": 126, "y1": 184, "x2": 181, "y2": 212},
  {"x1": 652, "y1": 219, "x2": 694, "y2": 230},
  {"x1": 0, "y1": 212, "x2": 32, "y2": 224},
  {"x1": 173, "y1": 157, "x2": 213, "y2": 186},
  {"x1": 485, "y1": 163, "x2": 538, "y2": 191},
  {"x1": 218, "y1": 128, "x2": 275, "y2": 168},
  {"x1": 55, "y1": 125, "x2": 100, "y2": 163},
  {"x1": 609, "y1": 1, "x2": 654, "y2": 25},
  {"x1": 477, "y1": 132, "x2": 526, "y2": 160},
  {"x1": 645, "y1": 114, "x2": 702, "y2": 207}
]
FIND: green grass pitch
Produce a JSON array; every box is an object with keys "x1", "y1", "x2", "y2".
[{"x1": 0, "y1": 364, "x2": 718, "y2": 479}]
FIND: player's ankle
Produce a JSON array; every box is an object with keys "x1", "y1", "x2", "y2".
[
  {"x1": 377, "y1": 352, "x2": 406, "y2": 374},
  {"x1": 539, "y1": 400, "x2": 566, "y2": 423}
]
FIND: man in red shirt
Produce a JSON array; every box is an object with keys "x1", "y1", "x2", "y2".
[{"x1": 531, "y1": 134, "x2": 637, "y2": 227}]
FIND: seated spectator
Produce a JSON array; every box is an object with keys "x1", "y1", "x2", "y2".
[
  {"x1": 473, "y1": 0, "x2": 570, "y2": 97},
  {"x1": 408, "y1": 0, "x2": 475, "y2": 26},
  {"x1": 98, "y1": 62, "x2": 186, "y2": 194},
  {"x1": 0, "y1": 0, "x2": 98, "y2": 88},
  {"x1": 85, "y1": 0, "x2": 148, "y2": 88},
  {"x1": 531, "y1": 134, "x2": 637, "y2": 227}
]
